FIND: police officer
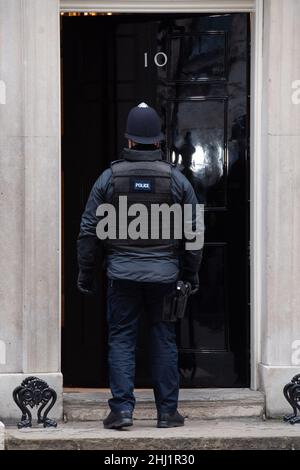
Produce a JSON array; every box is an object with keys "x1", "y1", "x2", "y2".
[{"x1": 77, "y1": 103, "x2": 203, "y2": 429}]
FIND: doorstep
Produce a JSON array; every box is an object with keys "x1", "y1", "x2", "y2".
[
  {"x1": 5, "y1": 418, "x2": 300, "y2": 450},
  {"x1": 63, "y1": 389, "x2": 265, "y2": 422}
]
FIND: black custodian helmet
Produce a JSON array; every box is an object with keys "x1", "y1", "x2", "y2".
[{"x1": 125, "y1": 102, "x2": 164, "y2": 144}]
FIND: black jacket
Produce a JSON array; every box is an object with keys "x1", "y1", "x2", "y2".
[{"x1": 77, "y1": 148, "x2": 204, "y2": 283}]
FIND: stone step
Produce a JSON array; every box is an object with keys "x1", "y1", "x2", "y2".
[
  {"x1": 63, "y1": 389, "x2": 265, "y2": 422},
  {"x1": 5, "y1": 418, "x2": 300, "y2": 450}
]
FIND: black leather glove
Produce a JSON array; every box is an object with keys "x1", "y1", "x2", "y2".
[
  {"x1": 77, "y1": 268, "x2": 96, "y2": 295},
  {"x1": 182, "y1": 270, "x2": 199, "y2": 295}
]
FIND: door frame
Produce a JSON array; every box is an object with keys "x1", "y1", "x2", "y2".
[{"x1": 59, "y1": 0, "x2": 264, "y2": 390}]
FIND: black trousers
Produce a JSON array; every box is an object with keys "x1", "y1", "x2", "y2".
[{"x1": 106, "y1": 279, "x2": 179, "y2": 414}]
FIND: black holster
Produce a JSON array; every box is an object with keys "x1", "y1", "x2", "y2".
[{"x1": 162, "y1": 281, "x2": 191, "y2": 322}]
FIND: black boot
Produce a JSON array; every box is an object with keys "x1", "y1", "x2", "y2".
[
  {"x1": 103, "y1": 410, "x2": 133, "y2": 429},
  {"x1": 157, "y1": 410, "x2": 185, "y2": 428}
]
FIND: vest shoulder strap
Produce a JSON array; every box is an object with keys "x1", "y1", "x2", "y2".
[
  {"x1": 111, "y1": 159, "x2": 172, "y2": 178},
  {"x1": 110, "y1": 158, "x2": 124, "y2": 167}
]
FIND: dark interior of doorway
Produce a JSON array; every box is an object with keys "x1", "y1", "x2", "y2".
[{"x1": 61, "y1": 13, "x2": 251, "y2": 388}]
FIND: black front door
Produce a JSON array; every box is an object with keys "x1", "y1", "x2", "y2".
[{"x1": 62, "y1": 13, "x2": 250, "y2": 388}]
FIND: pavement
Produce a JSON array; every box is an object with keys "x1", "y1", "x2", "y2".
[{"x1": 5, "y1": 418, "x2": 300, "y2": 450}]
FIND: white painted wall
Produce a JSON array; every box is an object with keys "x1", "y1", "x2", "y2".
[{"x1": 0, "y1": 0, "x2": 25, "y2": 374}]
